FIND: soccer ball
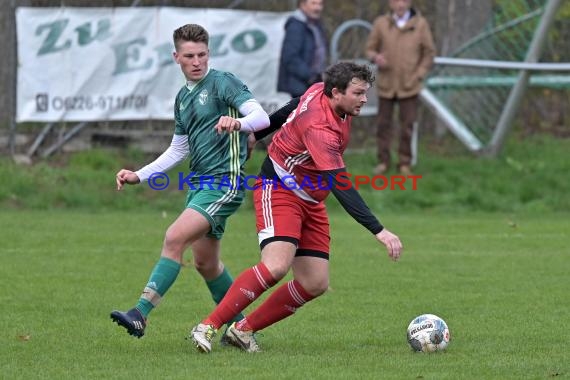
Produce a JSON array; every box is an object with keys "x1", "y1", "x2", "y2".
[{"x1": 407, "y1": 314, "x2": 450, "y2": 352}]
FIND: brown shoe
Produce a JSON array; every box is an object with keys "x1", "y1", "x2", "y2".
[
  {"x1": 374, "y1": 163, "x2": 388, "y2": 176},
  {"x1": 399, "y1": 165, "x2": 412, "y2": 175}
]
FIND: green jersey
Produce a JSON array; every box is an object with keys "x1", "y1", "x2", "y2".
[{"x1": 174, "y1": 69, "x2": 253, "y2": 185}]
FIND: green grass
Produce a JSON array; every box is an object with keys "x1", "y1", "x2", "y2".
[
  {"x1": 1, "y1": 134, "x2": 570, "y2": 213},
  {"x1": 1, "y1": 210, "x2": 568, "y2": 379},
  {"x1": 341, "y1": 134, "x2": 570, "y2": 213}
]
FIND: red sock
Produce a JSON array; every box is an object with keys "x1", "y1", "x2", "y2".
[
  {"x1": 242, "y1": 280, "x2": 315, "y2": 332},
  {"x1": 203, "y1": 263, "x2": 276, "y2": 329}
]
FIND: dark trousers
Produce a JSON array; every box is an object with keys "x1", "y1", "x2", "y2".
[{"x1": 376, "y1": 95, "x2": 418, "y2": 169}]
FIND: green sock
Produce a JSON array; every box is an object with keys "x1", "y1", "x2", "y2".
[
  {"x1": 136, "y1": 257, "x2": 181, "y2": 318},
  {"x1": 206, "y1": 267, "x2": 244, "y2": 325}
]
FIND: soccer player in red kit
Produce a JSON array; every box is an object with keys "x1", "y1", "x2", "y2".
[{"x1": 190, "y1": 61, "x2": 403, "y2": 353}]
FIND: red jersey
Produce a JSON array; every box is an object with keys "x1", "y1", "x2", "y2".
[{"x1": 268, "y1": 83, "x2": 351, "y2": 202}]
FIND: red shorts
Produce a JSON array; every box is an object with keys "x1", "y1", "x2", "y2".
[{"x1": 253, "y1": 178, "x2": 330, "y2": 258}]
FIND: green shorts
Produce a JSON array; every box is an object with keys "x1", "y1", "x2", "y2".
[{"x1": 185, "y1": 188, "x2": 245, "y2": 239}]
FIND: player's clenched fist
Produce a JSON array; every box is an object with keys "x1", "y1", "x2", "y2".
[{"x1": 214, "y1": 116, "x2": 241, "y2": 134}]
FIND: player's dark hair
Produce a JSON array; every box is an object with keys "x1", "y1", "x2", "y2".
[
  {"x1": 173, "y1": 24, "x2": 209, "y2": 51},
  {"x1": 323, "y1": 62, "x2": 375, "y2": 97}
]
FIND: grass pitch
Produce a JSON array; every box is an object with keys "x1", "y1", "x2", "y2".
[{"x1": 1, "y1": 210, "x2": 568, "y2": 379}]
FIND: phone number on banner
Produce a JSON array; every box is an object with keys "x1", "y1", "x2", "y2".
[{"x1": 35, "y1": 93, "x2": 149, "y2": 113}]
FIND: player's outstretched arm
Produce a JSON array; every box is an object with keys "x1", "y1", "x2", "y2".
[
  {"x1": 327, "y1": 168, "x2": 403, "y2": 261},
  {"x1": 130, "y1": 134, "x2": 189, "y2": 184},
  {"x1": 116, "y1": 169, "x2": 140, "y2": 191}
]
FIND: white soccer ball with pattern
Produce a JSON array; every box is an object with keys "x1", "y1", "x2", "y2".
[{"x1": 407, "y1": 314, "x2": 450, "y2": 352}]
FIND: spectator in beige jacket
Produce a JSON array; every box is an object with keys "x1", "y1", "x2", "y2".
[{"x1": 365, "y1": 0, "x2": 435, "y2": 175}]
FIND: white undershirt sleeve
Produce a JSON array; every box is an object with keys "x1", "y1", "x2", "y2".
[
  {"x1": 135, "y1": 134, "x2": 189, "y2": 182},
  {"x1": 236, "y1": 99, "x2": 270, "y2": 132}
]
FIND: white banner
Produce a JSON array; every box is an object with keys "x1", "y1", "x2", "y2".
[{"x1": 16, "y1": 7, "x2": 291, "y2": 122}]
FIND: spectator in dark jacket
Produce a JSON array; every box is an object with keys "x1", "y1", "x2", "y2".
[{"x1": 277, "y1": 0, "x2": 328, "y2": 98}]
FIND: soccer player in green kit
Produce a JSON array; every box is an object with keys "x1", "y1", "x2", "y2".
[{"x1": 110, "y1": 24, "x2": 270, "y2": 344}]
